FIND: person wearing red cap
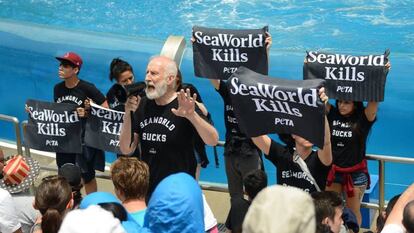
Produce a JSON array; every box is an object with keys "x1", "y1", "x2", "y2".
[{"x1": 54, "y1": 52, "x2": 108, "y2": 194}]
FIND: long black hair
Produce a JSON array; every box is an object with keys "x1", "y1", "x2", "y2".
[{"x1": 109, "y1": 58, "x2": 133, "y2": 82}]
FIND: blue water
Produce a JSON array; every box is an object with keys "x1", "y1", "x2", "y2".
[
  {"x1": 1, "y1": 0, "x2": 413, "y2": 54},
  {"x1": 0, "y1": 1, "x2": 413, "y2": 200}
]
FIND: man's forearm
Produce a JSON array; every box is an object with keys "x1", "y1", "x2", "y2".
[{"x1": 187, "y1": 112, "x2": 218, "y2": 146}]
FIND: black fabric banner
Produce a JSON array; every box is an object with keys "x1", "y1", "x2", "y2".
[
  {"x1": 24, "y1": 99, "x2": 82, "y2": 153},
  {"x1": 84, "y1": 103, "x2": 124, "y2": 153},
  {"x1": 192, "y1": 26, "x2": 268, "y2": 80},
  {"x1": 303, "y1": 50, "x2": 390, "y2": 101},
  {"x1": 228, "y1": 67, "x2": 326, "y2": 148}
]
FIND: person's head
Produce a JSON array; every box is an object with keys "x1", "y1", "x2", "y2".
[
  {"x1": 59, "y1": 205, "x2": 126, "y2": 233},
  {"x1": 280, "y1": 133, "x2": 313, "y2": 149},
  {"x1": 58, "y1": 163, "x2": 83, "y2": 208},
  {"x1": 243, "y1": 169, "x2": 268, "y2": 200},
  {"x1": 311, "y1": 191, "x2": 344, "y2": 233},
  {"x1": 98, "y1": 202, "x2": 128, "y2": 222},
  {"x1": 56, "y1": 52, "x2": 83, "y2": 79},
  {"x1": 144, "y1": 173, "x2": 204, "y2": 233},
  {"x1": 336, "y1": 100, "x2": 364, "y2": 117},
  {"x1": 34, "y1": 175, "x2": 73, "y2": 233},
  {"x1": 376, "y1": 194, "x2": 400, "y2": 232},
  {"x1": 109, "y1": 58, "x2": 134, "y2": 85},
  {"x1": 243, "y1": 185, "x2": 316, "y2": 233},
  {"x1": 145, "y1": 56, "x2": 178, "y2": 100},
  {"x1": 110, "y1": 157, "x2": 149, "y2": 201},
  {"x1": 175, "y1": 68, "x2": 183, "y2": 90},
  {"x1": 292, "y1": 134, "x2": 313, "y2": 148},
  {"x1": 403, "y1": 200, "x2": 414, "y2": 233}
]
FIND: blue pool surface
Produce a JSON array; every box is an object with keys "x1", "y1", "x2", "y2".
[{"x1": 0, "y1": 1, "x2": 413, "y2": 200}]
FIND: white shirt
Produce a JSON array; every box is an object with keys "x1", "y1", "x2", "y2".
[
  {"x1": 381, "y1": 224, "x2": 405, "y2": 233},
  {"x1": 0, "y1": 188, "x2": 22, "y2": 233}
]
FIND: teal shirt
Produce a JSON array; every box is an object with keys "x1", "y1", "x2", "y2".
[{"x1": 130, "y1": 208, "x2": 146, "y2": 226}]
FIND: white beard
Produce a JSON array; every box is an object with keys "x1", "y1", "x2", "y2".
[{"x1": 146, "y1": 78, "x2": 168, "y2": 100}]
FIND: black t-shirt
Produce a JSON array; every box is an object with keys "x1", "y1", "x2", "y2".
[
  {"x1": 225, "y1": 198, "x2": 251, "y2": 233},
  {"x1": 217, "y1": 81, "x2": 260, "y2": 157},
  {"x1": 54, "y1": 79, "x2": 106, "y2": 107},
  {"x1": 266, "y1": 140, "x2": 331, "y2": 193},
  {"x1": 328, "y1": 106, "x2": 375, "y2": 167},
  {"x1": 133, "y1": 96, "x2": 206, "y2": 194}
]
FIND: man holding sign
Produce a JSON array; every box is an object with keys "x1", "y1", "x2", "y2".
[
  {"x1": 192, "y1": 27, "x2": 271, "y2": 201},
  {"x1": 228, "y1": 67, "x2": 332, "y2": 193},
  {"x1": 54, "y1": 52, "x2": 108, "y2": 194},
  {"x1": 119, "y1": 56, "x2": 218, "y2": 196}
]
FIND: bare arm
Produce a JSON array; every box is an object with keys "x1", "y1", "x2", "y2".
[
  {"x1": 318, "y1": 115, "x2": 332, "y2": 166},
  {"x1": 119, "y1": 96, "x2": 140, "y2": 154},
  {"x1": 364, "y1": 102, "x2": 378, "y2": 122},
  {"x1": 172, "y1": 89, "x2": 218, "y2": 146},
  {"x1": 209, "y1": 79, "x2": 220, "y2": 90},
  {"x1": 317, "y1": 87, "x2": 332, "y2": 166},
  {"x1": 251, "y1": 135, "x2": 272, "y2": 155},
  {"x1": 385, "y1": 183, "x2": 414, "y2": 227}
]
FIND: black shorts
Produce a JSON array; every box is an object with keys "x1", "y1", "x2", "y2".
[{"x1": 56, "y1": 146, "x2": 105, "y2": 183}]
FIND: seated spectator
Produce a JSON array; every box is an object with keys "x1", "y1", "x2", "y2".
[
  {"x1": 375, "y1": 194, "x2": 400, "y2": 233},
  {"x1": 381, "y1": 183, "x2": 414, "y2": 233},
  {"x1": 226, "y1": 169, "x2": 268, "y2": 233},
  {"x1": 33, "y1": 175, "x2": 73, "y2": 233},
  {"x1": 311, "y1": 191, "x2": 344, "y2": 233},
  {"x1": 59, "y1": 205, "x2": 126, "y2": 233},
  {"x1": 242, "y1": 185, "x2": 315, "y2": 233},
  {"x1": 143, "y1": 172, "x2": 204, "y2": 233},
  {"x1": 58, "y1": 163, "x2": 83, "y2": 209},
  {"x1": 403, "y1": 200, "x2": 414, "y2": 233},
  {"x1": 0, "y1": 149, "x2": 40, "y2": 233},
  {"x1": 111, "y1": 157, "x2": 149, "y2": 226},
  {"x1": 79, "y1": 192, "x2": 141, "y2": 233},
  {"x1": 0, "y1": 187, "x2": 23, "y2": 233}
]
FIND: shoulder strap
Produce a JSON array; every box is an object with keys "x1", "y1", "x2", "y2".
[{"x1": 293, "y1": 151, "x2": 322, "y2": 192}]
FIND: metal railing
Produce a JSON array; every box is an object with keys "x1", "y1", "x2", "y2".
[{"x1": 0, "y1": 114, "x2": 23, "y2": 155}]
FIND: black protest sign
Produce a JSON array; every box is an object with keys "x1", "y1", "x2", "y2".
[
  {"x1": 84, "y1": 103, "x2": 124, "y2": 153},
  {"x1": 228, "y1": 67, "x2": 326, "y2": 148},
  {"x1": 303, "y1": 50, "x2": 390, "y2": 101},
  {"x1": 192, "y1": 26, "x2": 268, "y2": 80},
  {"x1": 25, "y1": 99, "x2": 82, "y2": 153}
]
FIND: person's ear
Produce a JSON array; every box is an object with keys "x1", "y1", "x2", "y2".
[
  {"x1": 322, "y1": 217, "x2": 329, "y2": 225},
  {"x1": 66, "y1": 194, "x2": 74, "y2": 209}
]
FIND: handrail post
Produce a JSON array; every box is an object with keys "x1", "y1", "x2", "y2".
[
  {"x1": 379, "y1": 160, "x2": 385, "y2": 212},
  {"x1": 21, "y1": 121, "x2": 32, "y2": 158},
  {"x1": 0, "y1": 114, "x2": 23, "y2": 155}
]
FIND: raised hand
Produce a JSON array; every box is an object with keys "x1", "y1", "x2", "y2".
[{"x1": 171, "y1": 88, "x2": 197, "y2": 119}]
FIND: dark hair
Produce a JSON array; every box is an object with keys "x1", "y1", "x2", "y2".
[
  {"x1": 243, "y1": 169, "x2": 267, "y2": 199},
  {"x1": 311, "y1": 191, "x2": 343, "y2": 233},
  {"x1": 35, "y1": 176, "x2": 72, "y2": 233},
  {"x1": 376, "y1": 194, "x2": 401, "y2": 232},
  {"x1": 403, "y1": 200, "x2": 414, "y2": 233},
  {"x1": 278, "y1": 134, "x2": 295, "y2": 154},
  {"x1": 335, "y1": 100, "x2": 366, "y2": 146},
  {"x1": 98, "y1": 202, "x2": 128, "y2": 222},
  {"x1": 109, "y1": 58, "x2": 133, "y2": 82}
]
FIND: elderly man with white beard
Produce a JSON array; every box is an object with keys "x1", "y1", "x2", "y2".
[{"x1": 119, "y1": 56, "x2": 218, "y2": 197}]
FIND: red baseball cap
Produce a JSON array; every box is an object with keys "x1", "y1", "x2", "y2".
[{"x1": 56, "y1": 52, "x2": 83, "y2": 68}]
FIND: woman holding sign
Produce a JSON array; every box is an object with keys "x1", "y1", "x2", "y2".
[
  {"x1": 325, "y1": 63, "x2": 391, "y2": 226},
  {"x1": 251, "y1": 88, "x2": 332, "y2": 194}
]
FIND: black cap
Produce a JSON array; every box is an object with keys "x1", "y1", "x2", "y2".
[{"x1": 58, "y1": 163, "x2": 81, "y2": 187}]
